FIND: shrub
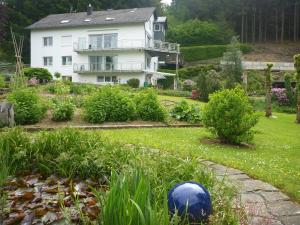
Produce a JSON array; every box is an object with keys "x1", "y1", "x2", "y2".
[
  {"x1": 179, "y1": 64, "x2": 220, "y2": 80},
  {"x1": 272, "y1": 88, "x2": 289, "y2": 106},
  {"x1": 197, "y1": 70, "x2": 222, "y2": 102},
  {"x1": 8, "y1": 89, "x2": 47, "y2": 125},
  {"x1": 23, "y1": 67, "x2": 52, "y2": 83},
  {"x1": 0, "y1": 75, "x2": 5, "y2": 88},
  {"x1": 52, "y1": 98, "x2": 75, "y2": 121},
  {"x1": 135, "y1": 90, "x2": 166, "y2": 122},
  {"x1": 284, "y1": 73, "x2": 296, "y2": 106},
  {"x1": 202, "y1": 87, "x2": 259, "y2": 144},
  {"x1": 170, "y1": 100, "x2": 201, "y2": 124},
  {"x1": 127, "y1": 78, "x2": 140, "y2": 88},
  {"x1": 84, "y1": 87, "x2": 136, "y2": 123},
  {"x1": 181, "y1": 44, "x2": 252, "y2": 62},
  {"x1": 54, "y1": 72, "x2": 61, "y2": 79},
  {"x1": 70, "y1": 83, "x2": 96, "y2": 95},
  {"x1": 247, "y1": 71, "x2": 265, "y2": 96},
  {"x1": 46, "y1": 81, "x2": 70, "y2": 95},
  {"x1": 156, "y1": 89, "x2": 191, "y2": 97}
]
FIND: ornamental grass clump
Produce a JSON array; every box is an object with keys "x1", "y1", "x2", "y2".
[{"x1": 202, "y1": 87, "x2": 259, "y2": 144}]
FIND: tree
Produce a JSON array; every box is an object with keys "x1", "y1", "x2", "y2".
[
  {"x1": 294, "y1": 54, "x2": 300, "y2": 123},
  {"x1": 265, "y1": 64, "x2": 273, "y2": 118},
  {"x1": 221, "y1": 36, "x2": 243, "y2": 89}
]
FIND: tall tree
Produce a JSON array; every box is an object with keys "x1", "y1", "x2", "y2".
[
  {"x1": 294, "y1": 54, "x2": 300, "y2": 123},
  {"x1": 265, "y1": 64, "x2": 273, "y2": 118}
]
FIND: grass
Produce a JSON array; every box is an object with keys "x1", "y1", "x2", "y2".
[
  {"x1": 158, "y1": 95, "x2": 205, "y2": 107},
  {"x1": 98, "y1": 112, "x2": 300, "y2": 202}
]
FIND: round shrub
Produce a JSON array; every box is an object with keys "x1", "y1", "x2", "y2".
[
  {"x1": 127, "y1": 78, "x2": 140, "y2": 88},
  {"x1": 23, "y1": 67, "x2": 52, "y2": 83},
  {"x1": 135, "y1": 90, "x2": 166, "y2": 122},
  {"x1": 83, "y1": 87, "x2": 136, "y2": 123},
  {"x1": 202, "y1": 87, "x2": 258, "y2": 144},
  {"x1": 52, "y1": 98, "x2": 75, "y2": 122},
  {"x1": 8, "y1": 89, "x2": 47, "y2": 125}
]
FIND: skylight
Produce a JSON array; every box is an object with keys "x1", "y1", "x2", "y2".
[
  {"x1": 84, "y1": 19, "x2": 91, "y2": 22},
  {"x1": 60, "y1": 19, "x2": 70, "y2": 24},
  {"x1": 105, "y1": 17, "x2": 115, "y2": 21},
  {"x1": 130, "y1": 8, "x2": 137, "y2": 13}
]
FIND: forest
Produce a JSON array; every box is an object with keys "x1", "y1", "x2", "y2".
[{"x1": 0, "y1": 0, "x2": 299, "y2": 63}]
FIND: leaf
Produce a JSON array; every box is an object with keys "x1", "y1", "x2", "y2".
[
  {"x1": 21, "y1": 212, "x2": 34, "y2": 225},
  {"x1": 41, "y1": 211, "x2": 60, "y2": 224}
]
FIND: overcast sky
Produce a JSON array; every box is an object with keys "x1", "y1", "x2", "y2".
[{"x1": 161, "y1": 0, "x2": 172, "y2": 5}]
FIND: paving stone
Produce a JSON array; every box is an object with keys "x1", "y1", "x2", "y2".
[
  {"x1": 201, "y1": 161, "x2": 215, "y2": 167},
  {"x1": 258, "y1": 191, "x2": 290, "y2": 203},
  {"x1": 268, "y1": 201, "x2": 300, "y2": 217},
  {"x1": 241, "y1": 193, "x2": 265, "y2": 203},
  {"x1": 238, "y1": 179, "x2": 279, "y2": 193},
  {"x1": 210, "y1": 164, "x2": 243, "y2": 176},
  {"x1": 248, "y1": 216, "x2": 283, "y2": 225},
  {"x1": 228, "y1": 173, "x2": 251, "y2": 181},
  {"x1": 280, "y1": 215, "x2": 300, "y2": 225}
]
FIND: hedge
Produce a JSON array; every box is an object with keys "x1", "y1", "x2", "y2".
[{"x1": 181, "y1": 44, "x2": 252, "y2": 62}]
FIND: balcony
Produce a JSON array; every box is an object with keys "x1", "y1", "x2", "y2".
[
  {"x1": 73, "y1": 63, "x2": 144, "y2": 74},
  {"x1": 73, "y1": 39, "x2": 180, "y2": 54}
]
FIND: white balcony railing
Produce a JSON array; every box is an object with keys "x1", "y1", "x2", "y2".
[
  {"x1": 73, "y1": 39, "x2": 180, "y2": 53},
  {"x1": 73, "y1": 63, "x2": 144, "y2": 73}
]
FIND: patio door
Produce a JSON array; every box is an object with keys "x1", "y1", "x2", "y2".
[
  {"x1": 89, "y1": 35, "x2": 102, "y2": 49},
  {"x1": 89, "y1": 56, "x2": 102, "y2": 71}
]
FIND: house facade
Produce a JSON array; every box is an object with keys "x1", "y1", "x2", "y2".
[{"x1": 27, "y1": 6, "x2": 179, "y2": 86}]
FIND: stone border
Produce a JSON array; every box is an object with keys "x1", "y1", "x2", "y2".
[
  {"x1": 200, "y1": 159, "x2": 300, "y2": 225},
  {"x1": 19, "y1": 124, "x2": 202, "y2": 132}
]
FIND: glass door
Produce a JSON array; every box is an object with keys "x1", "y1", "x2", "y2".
[
  {"x1": 89, "y1": 56, "x2": 102, "y2": 71},
  {"x1": 89, "y1": 35, "x2": 103, "y2": 49},
  {"x1": 105, "y1": 56, "x2": 117, "y2": 71},
  {"x1": 104, "y1": 34, "x2": 118, "y2": 48}
]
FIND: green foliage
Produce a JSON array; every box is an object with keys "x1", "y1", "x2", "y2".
[
  {"x1": 70, "y1": 83, "x2": 96, "y2": 95},
  {"x1": 84, "y1": 87, "x2": 136, "y2": 123},
  {"x1": 23, "y1": 67, "x2": 52, "y2": 83},
  {"x1": 127, "y1": 78, "x2": 140, "y2": 88},
  {"x1": 265, "y1": 64, "x2": 273, "y2": 117},
  {"x1": 284, "y1": 73, "x2": 296, "y2": 106},
  {"x1": 47, "y1": 81, "x2": 70, "y2": 95},
  {"x1": 135, "y1": 90, "x2": 166, "y2": 122},
  {"x1": 202, "y1": 87, "x2": 259, "y2": 144},
  {"x1": 247, "y1": 71, "x2": 265, "y2": 96},
  {"x1": 156, "y1": 89, "x2": 191, "y2": 97},
  {"x1": 0, "y1": 75, "x2": 5, "y2": 88},
  {"x1": 181, "y1": 44, "x2": 251, "y2": 62},
  {"x1": 8, "y1": 89, "x2": 47, "y2": 125},
  {"x1": 196, "y1": 70, "x2": 222, "y2": 102},
  {"x1": 170, "y1": 100, "x2": 201, "y2": 124},
  {"x1": 221, "y1": 37, "x2": 243, "y2": 88},
  {"x1": 157, "y1": 76, "x2": 174, "y2": 89},
  {"x1": 52, "y1": 98, "x2": 76, "y2": 122},
  {"x1": 54, "y1": 72, "x2": 61, "y2": 79},
  {"x1": 179, "y1": 64, "x2": 220, "y2": 80},
  {"x1": 167, "y1": 20, "x2": 234, "y2": 46}
]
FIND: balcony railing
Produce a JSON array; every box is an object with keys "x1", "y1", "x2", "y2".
[
  {"x1": 73, "y1": 39, "x2": 180, "y2": 53},
  {"x1": 73, "y1": 63, "x2": 144, "y2": 73}
]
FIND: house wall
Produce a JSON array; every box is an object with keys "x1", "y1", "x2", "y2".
[{"x1": 30, "y1": 16, "x2": 163, "y2": 86}]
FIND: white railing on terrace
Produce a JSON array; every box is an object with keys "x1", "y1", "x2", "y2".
[
  {"x1": 73, "y1": 39, "x2": 180, "y2": 53},
  {"x1": 73, "y1": 63, "x2": 144, "y2": 73}
]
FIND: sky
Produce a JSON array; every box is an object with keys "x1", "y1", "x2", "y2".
[{"x1": 161, "y1": 0, "x2": 172, "y2": 5}]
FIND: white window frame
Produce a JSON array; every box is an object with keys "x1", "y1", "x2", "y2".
[
  {"x1": 154, "y1": 24, "x2": 160, "y2": 31},
  {"x1": 43, "y1": 56, "x2": 53, "y2": 66},
  {"x1": 97, "y1": 75, "x2": 118, "y2": 83},
  {"x1": 43, "y1": 37, "x2": 53, "y2": 47},
  {"x1": 62, "y1": 56, "x2": 72, "y2": 66}
]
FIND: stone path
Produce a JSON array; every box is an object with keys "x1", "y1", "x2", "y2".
[{"x1": 200, "y1": 160, "x2": 300, "y2": 225}]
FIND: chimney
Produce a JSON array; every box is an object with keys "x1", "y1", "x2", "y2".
[{"x1": 87, "y1": 4, "x2": 93, "y2": 16}]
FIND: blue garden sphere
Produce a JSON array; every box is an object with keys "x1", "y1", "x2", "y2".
[{"x1": 168, "y1": 181, "x2": 212, "y2": 223}]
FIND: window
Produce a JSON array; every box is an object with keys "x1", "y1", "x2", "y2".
[
  {"x1": 43, "y1": 57, "x2": 53, "y2": 66},
  {"x1": 62, "y1": 56, "x2": 72, "y2": 66},
  {"x1": 97, "y1": 76, "x2": 104, "y2": 82},
  {"x1": 61, "y1": 35, "x2": 72, "y2": 46},
  {"x1": 43, "y1": 37, "x2": 53, "y2": 47},
  {"x1": 89, "y1": 56, "x2": 117, "y2": 71},
  {"x1": 154, "y1": 24, "x2": 160, "y2": 31},
  {"x1": 146, "y1": 57, "x2": 151, "y2": 68},
  {"x1": 89, "y1": 33, "x2": 118, "y2": 49},
  {"x1": 97, "y1": 75, "x2": 117, "y2": 83}
]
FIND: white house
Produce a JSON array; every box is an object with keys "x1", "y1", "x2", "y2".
[{"x1": 27, "y1": 6, "x2": 180, "y2": 86}]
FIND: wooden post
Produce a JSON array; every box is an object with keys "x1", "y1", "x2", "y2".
[
  {"x1": 265, "y1": 64, "x2": 273, "y2": 117},
  {"x1": 294, "y1": 54, "x2": 300, "y2": 123}
]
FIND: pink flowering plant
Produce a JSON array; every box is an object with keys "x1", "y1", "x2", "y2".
[{"x1": 271, "y1": 88, "x2": 289, "y2": 105}]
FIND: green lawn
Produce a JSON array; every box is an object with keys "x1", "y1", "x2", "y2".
[{"x1": 98, "y1": 112, "x2": 300, "y2": 202}]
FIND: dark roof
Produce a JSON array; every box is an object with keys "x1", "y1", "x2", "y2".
[{"x1": 27, "y1": 7, "x2": 156, "y2": 30}]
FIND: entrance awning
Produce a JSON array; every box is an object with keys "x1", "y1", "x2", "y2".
[{"x1": 144, "y1": 70, "x2": 176, "y2": 80}]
